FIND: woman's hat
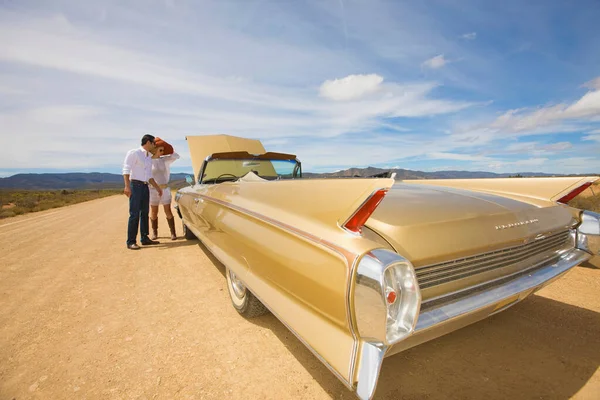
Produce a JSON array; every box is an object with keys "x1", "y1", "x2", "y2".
[{"x1": 154, "y1": 137, "x2": 174, "y2": 155}]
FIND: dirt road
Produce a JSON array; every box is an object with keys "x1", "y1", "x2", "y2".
[{"x1": 1, "y1": 195, "x2": 599, "y2": 399}]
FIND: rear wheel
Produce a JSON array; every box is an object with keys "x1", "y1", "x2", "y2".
[
  {"x1": 226, "y1": 267, "x2": 268, "y2": 318},
  {"x1": 183, "y1": 222, "x2": 197, "y2": 240}
]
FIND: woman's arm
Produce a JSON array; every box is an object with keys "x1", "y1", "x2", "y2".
[{"x1": 162, "y1": 152, "x2": 180, "y2": 166}]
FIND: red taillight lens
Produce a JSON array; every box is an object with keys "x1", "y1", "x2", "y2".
[
  {"x1": 344, "y1": 189, "x2": 388, "y2": 234},
  {"x1": 557, "y1": 182, "x2": 593, "y2": 204},
  {"x1": 386, "y1": 290, "x2": 397, "y2": 304}
]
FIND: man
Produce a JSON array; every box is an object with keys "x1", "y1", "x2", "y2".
[{"x1": 122, "y1": 134, "x2": 164, "y2": 250}]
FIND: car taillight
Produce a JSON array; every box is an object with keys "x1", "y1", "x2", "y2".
[
  {"x1": 557, "y1": 182, "x2": 592, "y2": 204},
  {"x1": 344, "y1": 189, "x2": 388, "y2": 234}
]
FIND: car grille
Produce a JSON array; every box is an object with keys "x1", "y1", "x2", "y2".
[{"x1": 416, "y1": 230, "x2": 573, "y2": 290}]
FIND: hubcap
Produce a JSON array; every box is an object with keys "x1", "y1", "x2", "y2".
[{"x1": 229, "y1": 270, "x2": 246, "y2": 299}]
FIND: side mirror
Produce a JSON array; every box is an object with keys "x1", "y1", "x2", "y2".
[{"x1": 185, "y1": 175, "x2": 194, "y2": 186}]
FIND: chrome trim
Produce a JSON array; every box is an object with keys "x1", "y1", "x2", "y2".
[
  {"x1": 420, "y1": 246, "x2": 572, "y2": 310},
  {"x1": 415, "y1": 248, "x2": 589, "y2": 331},
  {"x1": 386, "y1": 248, "x2": 591, "y2": 360},
  {"x1": 495, "y1": 218, "x2": 539, "y2": 230},
  {"x1": 346, "y1": 254, "x2": 360, "y2": 390},
  {"x1": 354, "y1": 253, "x2": 387, "y2": 342},
  {"x1": 356, "y1": 342, "x2": 386, "y2": 400},
  {"x1": 577, "y1": 210, "x2": 600, "y2": 256},
  {"x1": 228, "y1": 269, "x2": 246, "y2": 299},
  {"x1": 415, "y1": 229, "x2": 573, "y2": 289},
  {"x1": 354, "y1": 249, "x2": 421, "y2": 345}
]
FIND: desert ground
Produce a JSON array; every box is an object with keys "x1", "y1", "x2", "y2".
[{"x1": 1, "y1": 195, "x2": 599, "y2": 400}]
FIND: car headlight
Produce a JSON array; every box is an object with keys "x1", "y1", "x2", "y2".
[
  {"x1": 576, "y1": 210, "x2": 600, "y2": 255},
  {"x1": 354, "y1": 249, "x2": 421, "y2": 345}
]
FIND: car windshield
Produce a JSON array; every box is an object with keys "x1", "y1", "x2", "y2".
[{"x1": 201, "y1": 158, "x2": 301, "y2": 183}]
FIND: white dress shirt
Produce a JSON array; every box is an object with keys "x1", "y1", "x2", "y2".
[
  {"x1": 151, "y1": 152, "x2": 180, "y2": 185},
  {"x1": 122, "y1": 147, "x2": 153, "y2": 182}
]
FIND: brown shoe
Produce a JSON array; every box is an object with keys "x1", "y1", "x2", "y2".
[
  {"x1": 127, "y1": 243, "x2": 141, "y2": 250},
  {"x1": 150, "y1": 218, "x2": 158, "y2": 240},
  {"x1": 141, "y1": 238, "x2": 160, "y2": 245},
  {"x1": 167, "y1": 217, "x2": 177, "y2": 240}
]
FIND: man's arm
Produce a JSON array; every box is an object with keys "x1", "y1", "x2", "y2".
[
  {"x1": 149, "y1": 178, "x2": 163, "y2": 197},
  {"x1": 123, "y1": 174, "x2": 132, "y2": 198},
  {"x1": 122, "y1": 150, "x2": 135, "y2": 198}
]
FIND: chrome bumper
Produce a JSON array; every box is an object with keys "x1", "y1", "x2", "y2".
[
  {"x1": 356, "y1": 248, "x2": 591, "y2": 400},
  {"x1": 386, "y1": 248, "x2": 590, "y2": 357}
]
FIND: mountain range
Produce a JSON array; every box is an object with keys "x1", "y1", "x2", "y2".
[{"x1": 0, "y1": 167, "x2": 582, "y2": 190}]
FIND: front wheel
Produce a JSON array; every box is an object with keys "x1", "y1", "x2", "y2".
[{"x1": 226, "y1": 267, "x2": 268, "y2": 318}]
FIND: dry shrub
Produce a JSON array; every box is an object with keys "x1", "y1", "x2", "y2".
[{"x1": 0, "y1": 210, "x2": 16, "y2": 219}]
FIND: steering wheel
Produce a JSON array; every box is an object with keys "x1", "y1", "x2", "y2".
[{"x1": 213, "y1": 173, "x2": 238, "y2": 184}]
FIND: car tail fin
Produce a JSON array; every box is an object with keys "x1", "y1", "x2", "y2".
[
  {"x1": 556, "y1": 181, "x2": 594, "y2": 204},
  {"x1": 402, "y1": 176, "x2": 599, "y2": 204},
  {"x1": 342, "y1": 189, "x2": 389, "y2": 234}
]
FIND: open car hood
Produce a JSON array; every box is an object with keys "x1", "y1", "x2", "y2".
[{"x1": 186, "y1": 135, "x2": 267, "y2": 182}]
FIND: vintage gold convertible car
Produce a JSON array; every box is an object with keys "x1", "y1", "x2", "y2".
[{"x1": 175, "y1": 135, "x2": 600, "y2": 399}]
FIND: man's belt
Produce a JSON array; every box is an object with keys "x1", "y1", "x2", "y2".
[{"x1": 131, "y1": 179, "x2": 148, "y2": 185}]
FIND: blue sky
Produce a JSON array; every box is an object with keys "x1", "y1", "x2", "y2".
[{"x1": 1, "y1": 0, "x2": 600, "y2": 177}]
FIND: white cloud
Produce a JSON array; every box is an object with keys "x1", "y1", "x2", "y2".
[
  {"x1": 427, "y1": 152, "x2": 492, "y2": 162},
  {"x1": 583, "y1": 131, "x2": 600, "y2": 142},
  {"x1": 503, "y1": 141, "x2": 572, "y2": 154},
  {"x1": 422, "y1": 54, "x2": 448, "y2": 69},
  {"x1": 319, "y1": 74, "x2": 384, "y2": 101},
  {"x1": 461, "y1": 32, "x2": 477, "y2": 40},
  {"x1": 451, "y1": 78, "x2": 600, "y2": 145},
  {"x1": 492, "y1": 86, "x2": 600, "y2": 131},
  {"x1": 511, "y1": 157, "x2": 548, "y2": 166},
  {"x1": 583, "y1": 77, "x2": 600, "y2": 90}
]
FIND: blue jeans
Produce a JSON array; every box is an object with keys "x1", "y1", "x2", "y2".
[{"x1": 127, "y1": 181, "x2": 150, "y2": 245}]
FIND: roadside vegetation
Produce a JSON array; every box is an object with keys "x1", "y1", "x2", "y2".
[
  {"x1": 0, "y1": 189, "x2": 122, "y2": 219},
  {"x1": 568, "y1": 182, "x2": 600, "y2": 213}
]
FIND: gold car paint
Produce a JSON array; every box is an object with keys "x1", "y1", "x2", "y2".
[{"x1": 178, "y1": 177, "x2": 395, "y2": 384}]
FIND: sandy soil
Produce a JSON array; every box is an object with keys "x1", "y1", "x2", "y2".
[{"x1": 0, "y1": 195, "x2": 599, "y2": 400}]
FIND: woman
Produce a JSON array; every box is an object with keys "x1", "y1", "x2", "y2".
[{"x1": 149, "y1": 137, "x2": 180, "y2": 240}]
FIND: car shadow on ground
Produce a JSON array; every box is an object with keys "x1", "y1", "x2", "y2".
[
  {"x1": 250, "y1": 294, "x2": 599, "y2": 400},
  {"x1": 194, "y1": 242, "x2": 599, "y2": 399}
]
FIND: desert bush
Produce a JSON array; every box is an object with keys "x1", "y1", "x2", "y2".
[
  {"x1": 0, "y1": 210, "x2": 16, "y2": 218},
  {"x1": 15, "y1": 196, "x2": 37, "y2": 209},
  {"x1": 0, "y1": 189, "x2": 121, "y2": 219},
  {"x1": 569, "y1": 196, "x2": 600, "y2": 213}
]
